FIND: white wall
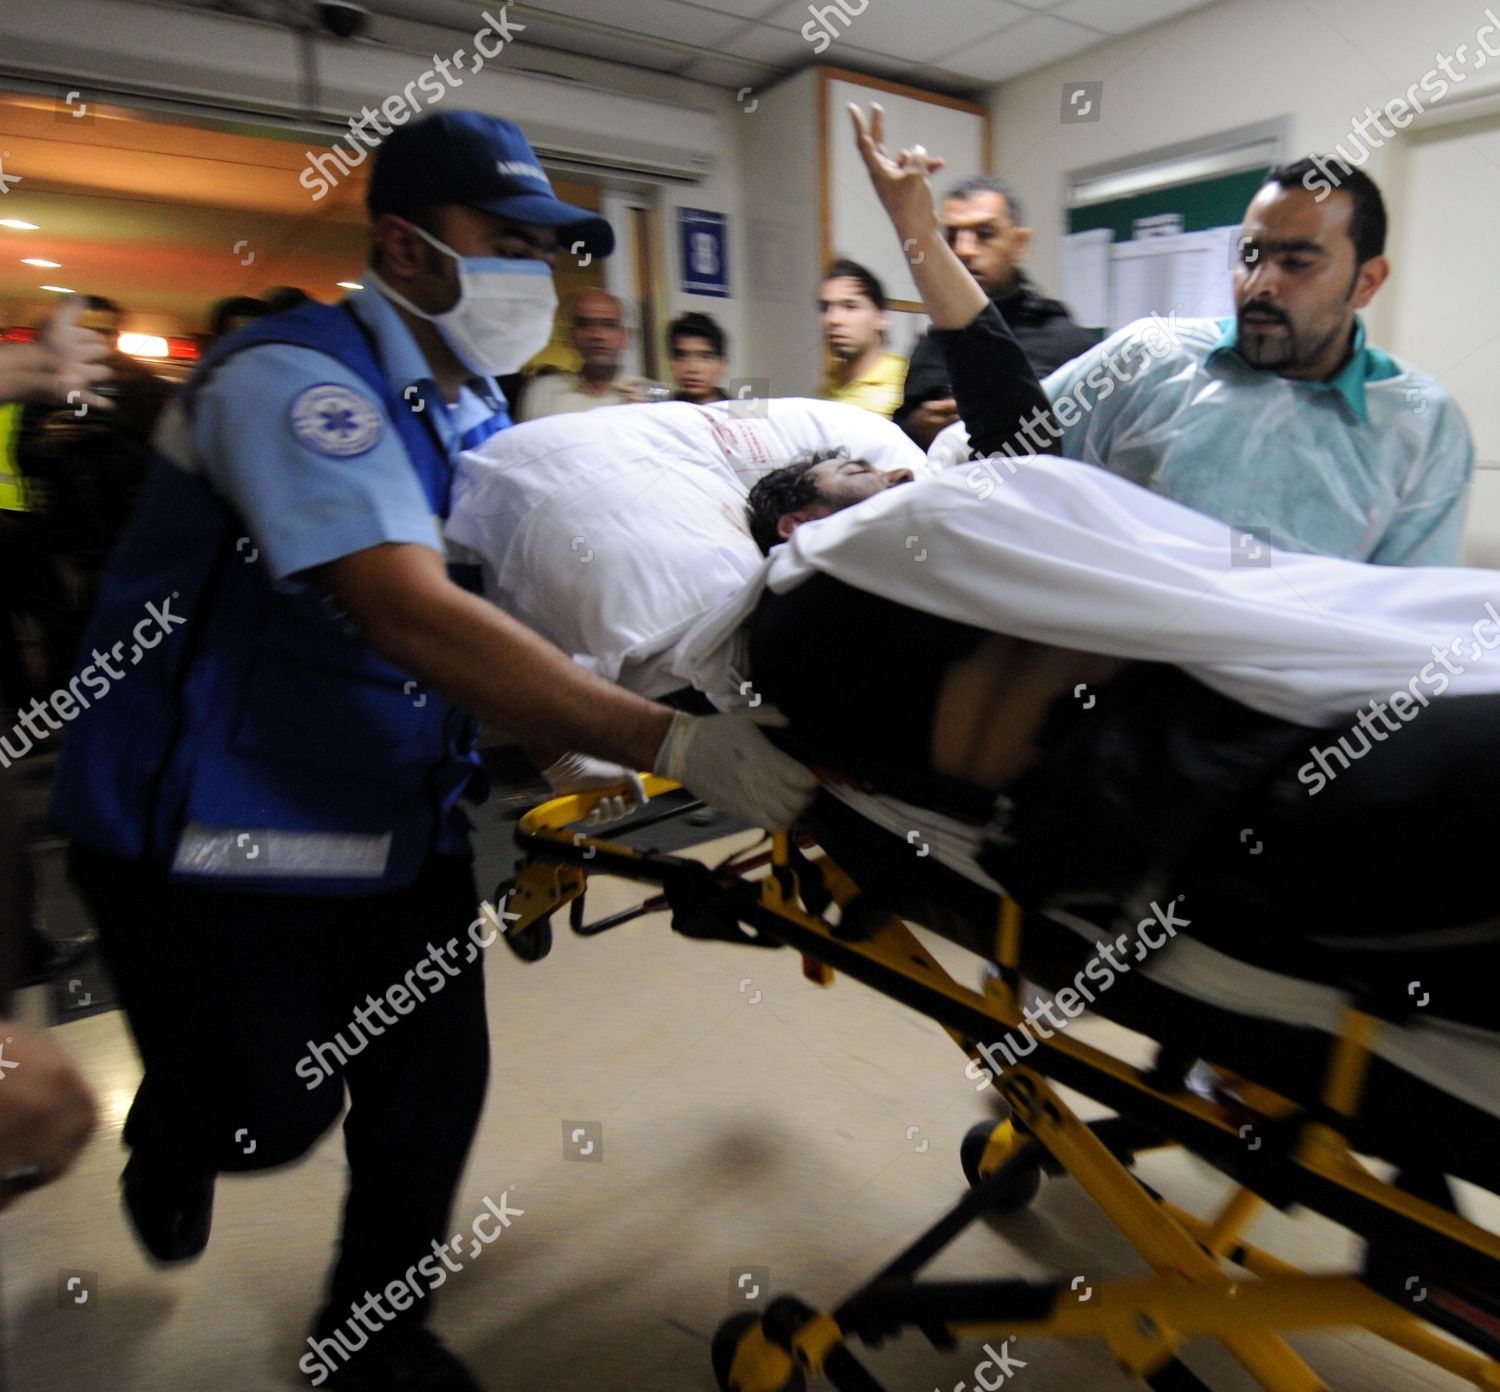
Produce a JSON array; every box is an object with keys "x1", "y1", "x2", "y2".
[
  {"x1": 738, "y1": 68, "x2": 823, "y2": 398},
  {"x1": 986, "y1": 0, "x2": 1500, "y2": 558},
  {"x1": 1384, "y1": 110, "x2": 1500, "y2": 563},
  {"x1": 657, "y1": 92, "x2": 751, "y2": 390}
]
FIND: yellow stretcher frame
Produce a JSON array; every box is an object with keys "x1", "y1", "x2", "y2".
[{"x1": 498, "y1": 781, "x2": 1500, "y2": 1392}]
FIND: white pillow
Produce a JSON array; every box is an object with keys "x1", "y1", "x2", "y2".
[
  {"x1": 695, "y1": 395, "x2": 930, "y2": 487},
  {"x1": 447, "y1": 399, "x2": 928, "y2": 696}
]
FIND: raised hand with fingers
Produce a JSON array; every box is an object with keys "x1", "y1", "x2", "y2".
[
  {"x1": 847, "y1": 101, "x2": 946, "y2": 242},
  {"x1": 847, "y1": 102, "x2": 987, "y2": 333}
]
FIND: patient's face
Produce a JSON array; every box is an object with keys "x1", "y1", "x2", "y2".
[
  {"x1": 811, "y1": 457, "x2": 914, "y2": 511},
  {"x1": 771, "y1": 456, "x2": 916, "y2": 542}
]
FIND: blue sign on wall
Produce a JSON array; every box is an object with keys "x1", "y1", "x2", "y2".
[{"x1": 679, "y1": 207, "x2": 729, "y2": 298}]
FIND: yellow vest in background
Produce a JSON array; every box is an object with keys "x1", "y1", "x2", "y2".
[{"x1": 0, "y1": 403, "x2": 27, "y2": 513}]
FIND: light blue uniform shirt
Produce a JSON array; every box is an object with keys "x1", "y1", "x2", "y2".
[
  {"x1": 1040, "y1": 314, "x2": 1474, "y2": 565},
  {"x1": 177, "y1": 284, "x2": 508, "y2": 585}
]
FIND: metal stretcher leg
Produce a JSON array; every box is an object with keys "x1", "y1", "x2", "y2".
[{"x1": 1000, "y1": 1068, "x2": 1329, "y2": 1391}]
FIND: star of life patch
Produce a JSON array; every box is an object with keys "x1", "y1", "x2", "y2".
[{"x1": 289, "y1": 383, "x2": 384, "y2": 457}]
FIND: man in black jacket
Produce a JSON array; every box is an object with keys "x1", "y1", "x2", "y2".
[{"x1": 897, "y1": 174, "x2": 1097, "y2": 450}]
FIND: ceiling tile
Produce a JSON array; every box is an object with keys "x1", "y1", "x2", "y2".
[
  {"x1": 712, "y1": 20, "x2": 827, "y2": 64},
  {"x1": 528, "y1": 0, "x2": 747, "y2": 47},
  {"x1": 929, "y1": 12, "x2": 1100, "y2": 82},
  {"x1": 835, "y1": 50, "x2": 960, "y2": 85},
  {"x1": 1051, "y1": 0, "x2": 1217, "y2": 36},
  {"x1": 762, "y1": 0, "x2": 1030, "y2": 64},
  {"x1": 371, "y1": 0, "x2": 1227, "y2": 89}
]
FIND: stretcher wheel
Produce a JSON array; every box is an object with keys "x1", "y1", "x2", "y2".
[
  {"x1": 711, "y1": 1313, "x2": 807, "y2": 1392},
  {"x1": 960, "y1": 1118, "x2": 1043, "y2": 1213},
  {"x1": 506, "y1": 919, "x2": 553, "y2": 962},
  {"x1": 492, "y1": 879, "x2": 554, "y2": 963}
]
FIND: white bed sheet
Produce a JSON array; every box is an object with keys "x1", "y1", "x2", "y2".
[{"x1": 667, "y1": 456, "x2": 1500, "y2": 725}]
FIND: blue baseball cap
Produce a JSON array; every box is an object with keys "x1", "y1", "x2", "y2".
[{"x1": 367, "y1": 110, "x2": 614, "y2": 258}]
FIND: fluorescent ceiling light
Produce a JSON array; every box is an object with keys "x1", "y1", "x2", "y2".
[
  {"x1": 337, "y1": 281, "x2": 363, "y2": 290},
  {"x1": 0, "y1": 219, "x2": 39, "y2": 230},
  {"x1": 21, "y1": 257, "x2": 60, "y2": 267},
  {"x1": 39, "y1": 284, "x2": 73, "y2": 293}
]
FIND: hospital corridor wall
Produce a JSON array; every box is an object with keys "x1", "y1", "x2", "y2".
[{"x1": 1385, "y1": 111, "x2": 1500, "y2": 566}]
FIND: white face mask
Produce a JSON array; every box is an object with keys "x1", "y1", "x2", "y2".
[{"x1": 370, "y1": 223, "x2": 557, "y2": 376}]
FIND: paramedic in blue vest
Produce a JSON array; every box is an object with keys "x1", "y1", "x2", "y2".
[{"x1": 49, "y1": 111, "x2": 813, "y2": 1392}]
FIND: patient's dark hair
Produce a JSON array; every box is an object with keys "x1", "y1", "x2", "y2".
[{"x1": 746, "y1": 448, "x2": 848, "y2": 554}]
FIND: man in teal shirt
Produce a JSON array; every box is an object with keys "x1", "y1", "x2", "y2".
[{"x1": 949, "y1": 156, "x2": 1473, "y2": 565}]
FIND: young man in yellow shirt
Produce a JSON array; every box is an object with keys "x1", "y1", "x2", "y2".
[{"x1": 817, "y1": 257, "x2": 908, "y2": 419}]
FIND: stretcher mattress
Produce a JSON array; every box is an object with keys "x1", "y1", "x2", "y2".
[{"x1": 807, "y1": 785, "x2": 1500, "y2": 1191}]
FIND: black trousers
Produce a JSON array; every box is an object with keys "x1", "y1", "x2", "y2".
[
  {"x1": 0, "y1": 512, "x2": 80, "y2": 713},
  {"x1": 69, "y1": 846, "x2": 490, "y2": 1332}
]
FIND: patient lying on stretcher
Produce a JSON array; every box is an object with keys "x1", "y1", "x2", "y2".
[
  {"x1": 743, "y1": 449, "x2": 1085, "y2": 790},
  {"x1": 734, "y1": 440, "x2": 1500, "y2": 953},
  {"x1": 744, "y1": 450, "x2": 1126, "y2": 791}
]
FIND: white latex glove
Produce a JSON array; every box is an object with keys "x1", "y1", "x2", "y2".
[
  {"x1": 652, "y1": 710, "x2": 818, "y2": 828},
  {"x1": 542, "y1": 752, "x2": 649, "y2": 826}
]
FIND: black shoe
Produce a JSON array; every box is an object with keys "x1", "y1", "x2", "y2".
[
  {"x1": 309, "y1": 1329, "x2": 483, "y2": 1391},
  {"x1": 120, "y1": 1149, "x2": 215, "y2": 1263}
]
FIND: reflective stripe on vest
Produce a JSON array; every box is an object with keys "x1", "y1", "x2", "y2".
[
  {"x1": 171, "y1": 823, "x2": 394, "y2": 879},
  {"x1": 0, "y1": 403, "x2": 27, "y2": 512}
]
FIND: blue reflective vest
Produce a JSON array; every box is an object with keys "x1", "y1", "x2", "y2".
[{"x1": 51, "y1": 302, "x2": 490, "y2": 895}]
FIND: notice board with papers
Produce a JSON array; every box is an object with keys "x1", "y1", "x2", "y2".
[{"x1": 1062, "y1": 166, "x2": 1271, "y2": 333}]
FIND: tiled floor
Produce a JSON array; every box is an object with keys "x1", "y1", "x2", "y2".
[{"x1": 6, "y1": 827, "x2": 1495, "y2": 1391}]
